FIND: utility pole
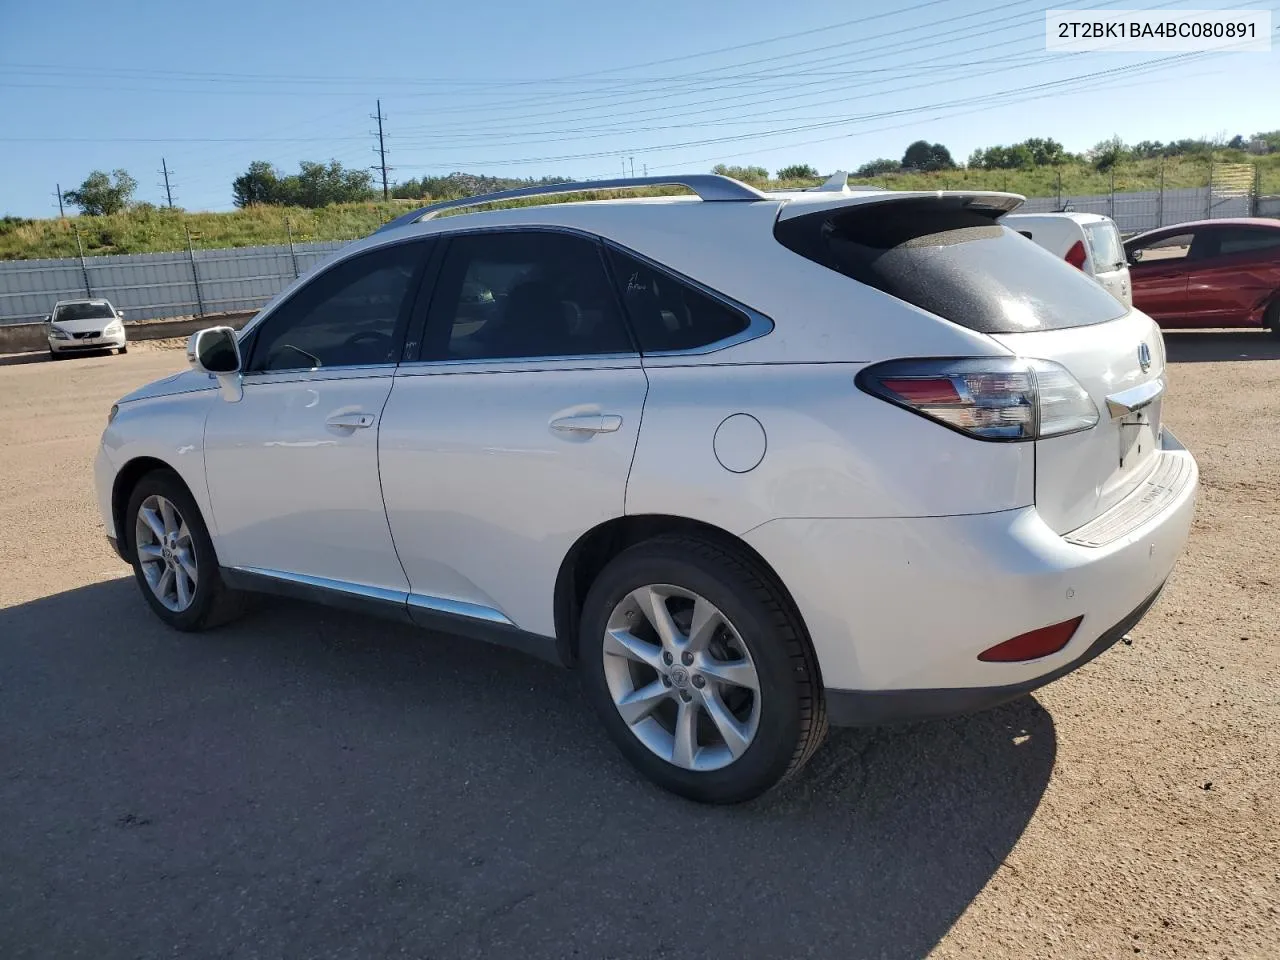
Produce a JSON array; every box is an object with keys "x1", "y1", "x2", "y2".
[
  {"x1": 160, "y1": 158, "x2": 175, "y2": 208},
  {"x1": 621, "y1": 159, "x2": 627, "y2": 177},
  {"x1": 629, "y1": 157, "x2": 635, "y2": 177},
  {"x1": 54, "y1": 184, "x2": 65, "y2": 218},
  {"x1": 371, "y1": 99, "x2": 390, "y2": 200},
  {"x1": 643, "y1": 164, "x2": 648, "y2": 176}
]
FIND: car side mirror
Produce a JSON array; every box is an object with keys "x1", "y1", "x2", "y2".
[
  {"x1": 187, "y1": 326, "x2": 243, "y2": 401},
  {"x1": 1128, "y1": 249, "x2": 1143, "y2": 264},
  {"x1": 116, "y1": 309, "x2": 125, "y2": 319},
  {"x1": 43, "y1": 315, "x2": 51, "y2": 323}
]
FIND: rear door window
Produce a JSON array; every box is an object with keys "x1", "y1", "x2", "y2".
[
  {"x1": 774, "y1": 197, "x2": 1127, "y2": 334},
  {"x1": 1083, "y1": 221, "x2": 1125, "y2": 272},
  {"x1": 423, "y1": 231, "x2": 634, "y2": 361},
  {"x1": 1214, "y1": 228, "x2": 1280, "y2": 257}
]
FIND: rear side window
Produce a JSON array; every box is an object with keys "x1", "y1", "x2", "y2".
[
  {"x1": 1084, "y1": 221, "x2": 1124, "y2": 272},
  {"x1": 606, "y1": 248, "x2": 750, "y2": 353},
  {"x1": 1215, "y1": 228, "x2": 1280, "y2": 256},
  {"x1": 774, "y1": 198, "x2": 1128, "y2": 334}
]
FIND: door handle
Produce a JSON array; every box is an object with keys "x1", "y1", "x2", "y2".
[
  {"x1": 549, "y1": 414, "x2": 623, "y2": 435},
  {"x1": 326, "y1": 412, "x2": 376, "y2": 429}
]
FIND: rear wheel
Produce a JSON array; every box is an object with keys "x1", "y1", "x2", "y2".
[
  {"x1": 579, "y1": 535, "x2": 826, "y2": 803},
  {"x1": 125, "y1": 470, "x2": 244, "y2": 631},
  {"x1": 1265, "y1": 298, "x2": 1280, "y2": 338}
]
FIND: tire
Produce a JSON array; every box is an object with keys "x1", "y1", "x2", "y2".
[
  {"x1": 118, "y1": 344, "x2": 128, "y2": 355},
  {"x1": 578, "y1": 534, "x2": 827, "y2": 803},
  {"x1": 48, "y1": 349, "x2": 60, "y2": 361},
  {"x1": 124, "y1": 469, "x2": 245, "y2": 631},
  {"x1": 1265, "y1": 299, "x2": 1280, "y2": 338}
]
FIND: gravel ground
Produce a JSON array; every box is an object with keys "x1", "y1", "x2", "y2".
[{"x1": 0, "y1": 333, "x2": 1276, "y2": 959}]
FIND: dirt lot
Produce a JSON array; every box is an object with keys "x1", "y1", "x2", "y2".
[{"x1": 0, "y1": 334, "x2": 1277, "y2": 959}]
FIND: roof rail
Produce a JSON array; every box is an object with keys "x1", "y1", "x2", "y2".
[{"x1": 375, "y1": 174, "x2": 768, "y2": 233}]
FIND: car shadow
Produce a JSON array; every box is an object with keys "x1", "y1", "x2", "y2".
[
  {"x1": 0, "y1": 347, "x2": 121, "y2": 367},
  {"x1": 1163, "y1": 329, "x2": 1280, "y2": 363},
  {"x1": 0, "y1": 578, "x2": 1056, "y2": 960}
]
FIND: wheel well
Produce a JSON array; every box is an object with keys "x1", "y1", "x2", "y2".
[
  {"x1": 111, "y1": 457, "x2": 186, "y2": 562},
  {"x1": 552, "y1": 514, "x2": 809, "y2": 668}
]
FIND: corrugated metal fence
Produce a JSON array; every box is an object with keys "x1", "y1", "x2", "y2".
[
  {"x1": 0, "y1": 183, "x2": 1269, "y2": 325},
  {"x1": 0, "y1": 239, "x2": 351, "y2": 325},
  {"x1": 1017, "y1": 185, "x2": 1253, "y2": 232}
]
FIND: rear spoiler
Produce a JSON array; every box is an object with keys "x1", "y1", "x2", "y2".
[{"x1": 775, "y1": 190, "x2": 1025, "y2": 222}]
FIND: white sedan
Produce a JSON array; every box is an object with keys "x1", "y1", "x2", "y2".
[
  {"x1": 93, "y1": 175, "x2": 1197, "y2": 803},
  {"x1": 46, "y1": 299, "x2": 128, "y2": 357}
]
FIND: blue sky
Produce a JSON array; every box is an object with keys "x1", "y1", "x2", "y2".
[{"x1": 0, "y1": 0, "x2": 1276, "y2": 216}]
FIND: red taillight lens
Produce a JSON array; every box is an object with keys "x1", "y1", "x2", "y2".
[
  {"x1": 977, "y1": 616, "x2": 1083, "y2": 662},
  {"x1": 856, "y1": 358, "x2": 1099, "y2": 442},
  {"x1": 1065, "y1": 240, "x2": 1088, "y2": 270}
]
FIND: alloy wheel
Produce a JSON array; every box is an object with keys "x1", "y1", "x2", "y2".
[
  {"x1": 602, "y1": 584, "x2": 761, "y2": 772},
  {"x1": 134, "y1": 494, "x2": 198, "y2": 612}
]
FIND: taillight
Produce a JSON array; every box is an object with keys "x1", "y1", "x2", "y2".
[
  {"x1": 1065, "y1": 240, "x2": 1088, "y2": 270},
  {"x1": 856, "y1": 358, "x2": 1099, "y2": 441},
  {"x1": 978, "y1": 616, "x2": 1083, "y2": 662}
]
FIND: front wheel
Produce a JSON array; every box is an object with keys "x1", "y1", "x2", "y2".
[
  {"x1": 1265, "y1": 299, "x2": 1280, "y2": 338},
  {"x1": 579, "y1": 535, "x2": 827, "y2": 803},
  {"x1": 125, "y1": 470, "x2": 244, "y2": 631},
  {"x1": 118, "y1": 344, "x2": 128, "y2": 355}
]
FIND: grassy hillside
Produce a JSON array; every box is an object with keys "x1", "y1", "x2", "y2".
[{"x1": 3, "y1": 155, "x2": 1278, "y2": 261}]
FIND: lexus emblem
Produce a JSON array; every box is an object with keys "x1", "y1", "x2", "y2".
[{"x1": 1138, "y1": 342, "x2": 1152, "y2": 373}]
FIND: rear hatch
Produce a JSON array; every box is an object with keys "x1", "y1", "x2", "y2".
[
  {"x1": 991, "y1": 312, "x2": 1164, "y2": 532},
  {"x1": 774, "y1": 194, "x2": 1163, "y2": 534}
]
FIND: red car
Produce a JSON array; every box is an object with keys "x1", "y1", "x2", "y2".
[{"x1": 1124, "y1": 218, "x2": 1280, "y2": 334}]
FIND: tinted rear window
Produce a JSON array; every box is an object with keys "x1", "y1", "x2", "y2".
[{"x1": 774, "y1": 198, "x2": 1128, "y2": 333}]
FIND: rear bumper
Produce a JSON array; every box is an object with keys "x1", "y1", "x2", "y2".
[
  {"x1": 824, "y1": 582, "x2": 1165, "y2": 725},
  {"x1": 743, "y1": 431, "x2": 1197, "y2": 710}
]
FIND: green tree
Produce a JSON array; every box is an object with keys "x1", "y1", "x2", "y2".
[
  {"x1": 62, "y1": 170, "x2": 137, "y2": 216},
  {"x1": 278, "y1": 160, "x2": 375, "y2": 207},
  {"x1": 902, "y1": 140, "x2": 955, "y2": 171},
  {"x1": 232, "y1": 161, "x2": 282, "y2": 207},
  {"x1": 712, "y1": 163, "x2": 769, "y2": 182},
  {"x1": 775, "y1": 163, "x2": 819, "y2": 180},
  {"x1": 855, "y1": 158, "x2": 900, "y2": 177},
  {"x1": 1089, "y1": 136, "x2": 1129, "y2": 171}
]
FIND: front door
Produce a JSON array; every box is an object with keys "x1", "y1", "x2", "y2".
[
  {"x1": 1128, "y1": 230, "x2": 1195, "y2": 325},
  {"x1": 378, "y1": 230, "x2": 648, "y2": 637},
  {"x1": 204, "y1": 239, "x2": 433, "y2": 594}
]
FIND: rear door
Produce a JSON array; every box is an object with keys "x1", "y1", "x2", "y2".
[
  {"x1": 378, "y1": 229, "x2": 647, "y2": 637},
  {"x1": 1184, "y1": 226, "x2": 1280, "y2": 325}
]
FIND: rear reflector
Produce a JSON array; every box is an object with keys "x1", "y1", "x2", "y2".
[
  {"x1": 977, "y1": 616, "x2": 1084, "y2": 662},
  {"x1": 1065, "y1": 240, "x2": 1088, "y2": 270}
]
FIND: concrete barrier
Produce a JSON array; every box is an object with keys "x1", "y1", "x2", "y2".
[{"x1": 0, "y1": 310, "x2": 257, "y2": 355}]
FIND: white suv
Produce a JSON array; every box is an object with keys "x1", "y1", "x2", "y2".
[{"x1": 95, "y1": 175, "x2": 1197, "y2": 803}]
